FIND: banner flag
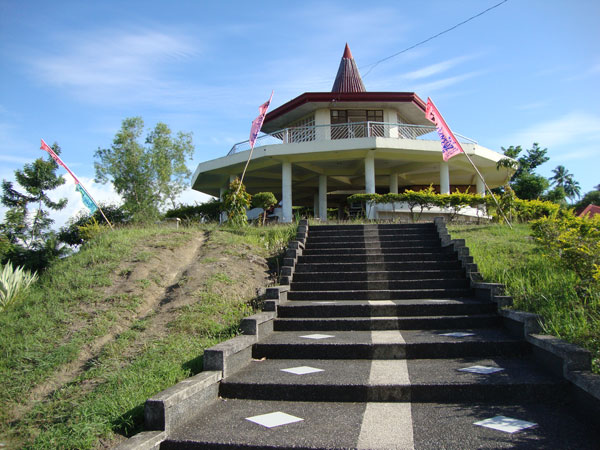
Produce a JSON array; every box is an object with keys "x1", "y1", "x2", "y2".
[
  {"x1": 76, "y1": 183, "x2": 98, "y2": 214},
  {"x1": 425, "y1": 98, "x2": 464, "y2": 161},
  {"x1": 41, "y1": 139, "x2": 81, "y2": 184},
  {"x1": 40, "y1": 138, "x2": 112, "y2": 228},
  {"x1": 249, "y1": 91, "x2": 274, "y2": 150}
]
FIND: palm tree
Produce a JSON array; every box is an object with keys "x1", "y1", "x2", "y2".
[
  {"x1": 549, "y1": 165, "x2": 570, "y2": 187},
  {"x1": 564, "y1": 178, "x2": 581, "y2": 203}
]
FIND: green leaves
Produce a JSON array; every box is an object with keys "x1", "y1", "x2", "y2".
[
  {"x1": 94, "y1": 117, "x2": 194, "y2": 221},
  {"x1": 0, "y1": 261, "x2": 38, "y2": 312}
]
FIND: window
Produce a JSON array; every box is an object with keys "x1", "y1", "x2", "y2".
[{"x1": 330, "y1": 110, "x2": 384, "y2": 139}]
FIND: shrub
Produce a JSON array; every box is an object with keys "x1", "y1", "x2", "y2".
[
  {"x1": 251, "y1": 192, "x2": 277, "y2": 226},
  {"x1": 164, "y1": 199, "x2": 222, "y2": 223},
  {"x1": 0, "y1": 261, "x2": 38, "y2": 312},
  {"x1": 531, "y1": 212, "x2": 600, "y2": 291},
  {"x1": 222, "y1": 178, "x2": 251, "y2": 227}
]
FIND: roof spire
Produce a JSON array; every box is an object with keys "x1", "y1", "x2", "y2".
[{"x1": 332, "y1": 43, "x2": 366, "y2": 93}]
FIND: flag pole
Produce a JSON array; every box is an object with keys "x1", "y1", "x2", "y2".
[
  {"x1": 237, "y1": 91, "x2": 274, "y2": 194},
  {"x1": 40, "y1": 139, "x2": 113, "y2": 229},
  {"x1": 77, "y1": 182, "x2": 114, "y2": 229},
  {"x1": 424, "y1": 100, "x2": 512, "y2": 228},
  {"x1": 459, "y1": 149, "x2": 512, "y2": 229}
]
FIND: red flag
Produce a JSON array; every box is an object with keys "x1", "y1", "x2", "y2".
[
  {"x1": 425, "y1": 98, "x2": 464, "y2": 161},
  {"x1": 40, "y1": 138, "x2": 81, "y2": 184},
  {"x1": 249, "y1": 91, "x2": 273, "y2": 150},
  {"x1": 40, "y1": 139, "x2": 69, "y2": 169}
]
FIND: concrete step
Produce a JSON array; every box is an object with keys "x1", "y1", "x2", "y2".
[
  {"x1": 252, "y1": 329, "x2": 528, "y2": 360},
  {"x1": 305, "y1": 239, "x2": 441, "y2": 249},
  {"x1": 273, "y1": 314, "x2": 500, "y2": 331},
  {"x1": 306, "y1": 233, "x2": 440, "y2": 242},
  {"x1": 309, "y1": 223, "x2": 436, "y2": 231},
  {"x1": 287, "y1": 288, "x2": 473, "y2": 301},
  {"x1": 290, "y1": 279, "x2": 469, "y2": 292},
  {"x1": 162, "y1": 397, "x2": 598, "y2": 449},
  {"x1": 219, "y1": 357, "x2": 565, "y2": 403},
  {"x1": 294, "y1": 260, "x2": 463, "y2": 272},
  {"x1": 302, "y1": 246, "x2": 447, "y2": 256},
  {"x1": 297, "y1": 253, "x2": 458, "y2": 264},
  {"x1": 276, "y1": 299, "x2": 496, "y2": 318},
  {"x1": 292, "y1": 269, "x2": 465, "y2": 282}
]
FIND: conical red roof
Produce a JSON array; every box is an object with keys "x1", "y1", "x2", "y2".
[{"x1": 331, "y1": 43, "x2": 366, "y2": 93}]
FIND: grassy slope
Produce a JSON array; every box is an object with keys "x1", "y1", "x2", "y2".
[
  {"x1": 448, "y1": 223, "x2": 599, "y2": 373},
  {"x1": 0, "y1": 223, "x2": 295, "y2": 449}
]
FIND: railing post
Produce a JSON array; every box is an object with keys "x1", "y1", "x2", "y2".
[
  {"x1": 367, "y1": 121, "x2": 371, "y2": 137},
  {"x1": 284, "y1": 128, "x2": 289, "y2": 144}
]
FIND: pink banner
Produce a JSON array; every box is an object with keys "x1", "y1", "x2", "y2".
[
  {"x1": 41, "y1": 138, "x2": 80, "y2": 184},
  {"x1": 425, "y1": 98, "x2": 464, "y2": 161},
  {"x1": 249, "y1": 91, "x2": 273, "y2": 150}
]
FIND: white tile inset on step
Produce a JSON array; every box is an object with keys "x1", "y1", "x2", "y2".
[
  {"x1": 440, "y1": 332, "x2": 475, "y2": 338},
  {"x1": 474, "y1": 415, "x2": 537, "y2": 433},
  {"x1": 300, "y1": 333, "x2": 334, "y2": 340},
  {"x1": 246, "y1": 411, "x2": 304, "y2": 428},
  {"x1": 281, "y1": 366, "x2": 324, "y2": 375},
  {"x1": 458, "y1": 365, "x2": 504, "y2": 374}
]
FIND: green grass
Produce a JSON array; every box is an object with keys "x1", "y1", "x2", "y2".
[
  {"x1": 448, "y1": 223, "x2": 600, "y2": 373},
  {"x1": 0, "y1": 223, "x2": 295, "y2": 449}
]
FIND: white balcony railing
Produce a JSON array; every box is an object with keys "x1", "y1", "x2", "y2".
[{"x1": 227, "y1": 121, "x2": 477, "y2": 156}]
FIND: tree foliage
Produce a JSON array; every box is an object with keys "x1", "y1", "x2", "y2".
[
  {"x1": 222, "y1": 178, "x2": 251, "y2": 227},
  {"x1": 0, "y1": 143, "x2": 69, "y2": 271},
  {"x1": 94, "y1": 117, "x2": 194, "y2": 221},
  {"x1": 251, "y1": 192, "x2": 277, "y2": 226},
  {"x1": 497, "y1": 143, "x2": 550, "y2": 200}
]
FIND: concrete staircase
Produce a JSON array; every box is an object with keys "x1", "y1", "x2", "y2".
[{"x1": 160, "y1": 223, "x2": 598, "y2": 449}]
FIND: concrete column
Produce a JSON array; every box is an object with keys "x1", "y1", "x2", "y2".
[
  {"x1": 313, "y1": 194, "x2": 319, "y2": 218},
  {"x1": 281, "y1": 161, "x2": 292, "y2": 223},
  {"x1": 365, "y1": 152, "x2": 376, "y2": 194},
  {"x1": 476, "y1": 175, "x2": 485, "y2": 196},
  {"x1": 318, "y1": 175, "x2": 327, "y2": 221},
  {"x1": 229, "y1": 174, "x2": 237, "y2": 184},
  {"x1": 440, "y1": 161, "x2": 450, "y2": 194},
  {"x1": 389, "y1": 172, "x2": 399, "y2": 194}
]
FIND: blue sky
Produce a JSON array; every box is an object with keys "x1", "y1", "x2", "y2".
[{"x1": 1, "y1": 0, "x2": 599, "y2": 227}]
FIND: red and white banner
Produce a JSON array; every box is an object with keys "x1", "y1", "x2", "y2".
[
  {"x1": 249, "y1": 91, "x2": 273, "y2": 150},
  {"x1": 425, "y1": 98, "x2": 464, "y2": 161}
]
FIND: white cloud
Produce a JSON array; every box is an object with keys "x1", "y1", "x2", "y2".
[
  {"x1": 509, "y1": 112, "x2": 600, "y2": 149},
  {"x1": 28, "y1": 28, "x2": 201, "y2": 107},
  {"x1": 403, "y1": 55, "x2": 475, "y2": 80},
  {"x1": 410, "y1": 71, "x2": 485, "y2": 94}
]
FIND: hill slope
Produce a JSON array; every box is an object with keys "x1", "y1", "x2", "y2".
[{"x1": 0, "y1": 224, "x2": 294, "y2": 449}]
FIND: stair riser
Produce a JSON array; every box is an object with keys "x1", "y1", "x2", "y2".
[
  {"x1": 277, "y1": 304, "x2": 496, "y2": 318},
  {"x1": 219, "y1": 382, "x2": 565, "y2": 403},
  {"x1": 302, "y1": 247, "x2": 447, "y2": 255},
  {"x1": 290, "y1": 280, "x2": 469, "y2": 291},
  {"x1": 297, "y1": 254, "x2": 457, "y2": 264},
  {"x1": 252, "y1": 342, "x2": 529, "y2": 360},
  {"x1": 306, "y1": 234, "x2": 440, "y2": 243},
  {"x1": 287, "y1": 289, "x2": 473, "y2": 300},
  {"x1": 305, "y1": 240, "x2": 440, "y2": 249},
  {"x1": 309, "y1": 224, "x2": 436, "y2": 231},
  {"x1": 294, "y1": 262, "x2": 462, "y2": 272},
  {"x1": 273, "y1": 316, "x2": 500, "y2": 331},
  {"x1": 292, "y1": 270, "x2": 465, "y2": 282}
]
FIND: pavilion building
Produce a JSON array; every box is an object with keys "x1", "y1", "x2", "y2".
[{"x1": 191, "y1": 44, "x2": 511, "y2": 222}]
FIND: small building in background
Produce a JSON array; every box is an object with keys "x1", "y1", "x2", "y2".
[{"x1": 192, "y1": 44, "x2": 511, "y2": 222}]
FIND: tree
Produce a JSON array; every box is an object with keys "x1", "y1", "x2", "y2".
[
  {"x1": 1, "y1": 143, "x2": 68, "y2": 270},
  {"x1": 496, "y1": 143, "x2": 550, "y2": 200},
  {"x1": 94, "y1": 117, "x2": 194, "y2": 221},
  {"x1": 251, "y1": 192, "x2": 277, "y2": 226},
  {"x1": 575, "y1": 190, "x2": 600, "y2": 210},
  {"x1": 1, "y1": 143, "x2": 67, "y2": 250}
]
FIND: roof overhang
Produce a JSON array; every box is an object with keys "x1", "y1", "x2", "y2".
[{"x1": 262, "y1": 92, "x2": 429, "y2": 132}]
